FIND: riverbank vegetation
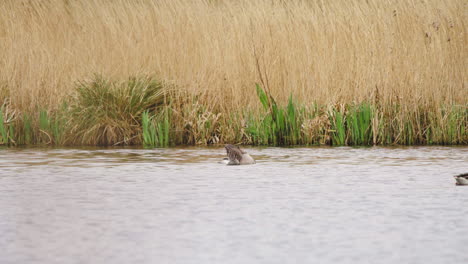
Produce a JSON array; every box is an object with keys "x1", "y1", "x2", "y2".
[{"x1": 0, "y1": 0, "x2": 466, "y2": 146}]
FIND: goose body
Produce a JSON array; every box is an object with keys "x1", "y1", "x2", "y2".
[
  {"x1": 224, "y1": 144, "x2": 256, "y2": 165},
  {"x1": 454, "y1": 173, "x2": 468, "y2": 185}
]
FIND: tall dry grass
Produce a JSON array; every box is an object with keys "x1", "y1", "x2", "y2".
[{"x1": 0, "y1": 0, "x2": 466, "y2": 145}]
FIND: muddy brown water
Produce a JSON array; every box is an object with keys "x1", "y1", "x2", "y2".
[{"x1": 0, "y1": 146, "x2": 467, "y2": 264}]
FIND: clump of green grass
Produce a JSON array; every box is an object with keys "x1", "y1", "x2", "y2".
[
  {"x1": 444, "y1": 106, "x2": 466, "y2": 144},
  {"x1": 2, "y1": 76, "x2": 466, "y2": 147},
  {"x1": 329, "y1": 107, "x2": 346, "y2": 146},
  {"x1": 1, "y1": 108, "x2": 64, "y2": 146},
  {"x1": 0, "y1": 106, "x2": 8, "y2": 145},
  {"x1": 245, "y1": 111, "x2": 270, "y2": 145},
  {"x1": 246, "y1": 84, "x2": 303, "y2": 145},
  {"x1": 142, "y1": 111, "x2": 157, "y2": 147},
  {"x1": 20, "y1": 113, "x2": 32, "y2": 145},
  {"x1": 68, "y1": 75, "x2": 166, "y2": 145},
  {"x1": 36, "y1": 109, "x2": 66, "y2": 145},
  {"x1": 347, "y1": 103, "x2": 373, "y2": 145},
  {"x1": 50, "y1": 103, "x2": 68, "y2": 145},
  {"x1": 244, "y1": 84, "x2": 466, "y2": 146},
  {"x1": 38, "y1": 110, "x2": 51, "y2": 144},
  {"x1": 142, "y1": 108, "x2": 171, "y2": 147}
]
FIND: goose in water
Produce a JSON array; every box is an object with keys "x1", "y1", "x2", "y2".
[
  {"x1": 222, "y1": 144, "x2": 256, "y2": 165},
  {"x1": 454, "y1": 173, "x2": 468, "y2": 186}
]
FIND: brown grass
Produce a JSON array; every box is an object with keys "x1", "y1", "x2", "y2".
[{"x1": 0, "y1": 0, "x2": 466, "y2": 145}]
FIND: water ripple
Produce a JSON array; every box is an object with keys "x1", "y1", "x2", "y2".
[{"x1": 0, "y1": 146, "x2": 467, "y2": 264}]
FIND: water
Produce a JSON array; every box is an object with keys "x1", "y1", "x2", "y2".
[{"x1": 0, "y1": 146, "x2": 467, "y2": 264}]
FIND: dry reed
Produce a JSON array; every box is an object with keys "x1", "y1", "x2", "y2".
[{"x1": 0, "y1": 0, "x2": 466, "y2": 145}]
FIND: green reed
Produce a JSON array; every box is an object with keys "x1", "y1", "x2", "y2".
[
  {"x1": 247, "y1": 84, "x2": 303, "y2": 145},
  {"x1": 51, "y1": 106, "x2": 66, "y2": 145},
  {"x1": 0, "y1": 106, "x2": 8, "y2": 144},
  {"x1": 39, "y1": 110, "x2": 51, "y2": 144},
  {"x1": 330, "y1": 108, "x2": 346, "y2": 146},
  {"x1": 36, "y1": 109, "x2": 65, "y2": 145},
  {"x1": 22, "y1": 113, "x2": 32, "y2": 145},
  {"x1": 347, "y1": 103, "x2": 373, "y2": 145},
  {"x1": 1, "y1": 77, "x2": 466, "y2": 147},
  {"x1": 142, "y1": 108, "x2": 171, "y2": 147},
  {"x1": 142, "y1": 111, "x2": 156, "y2": 147}
]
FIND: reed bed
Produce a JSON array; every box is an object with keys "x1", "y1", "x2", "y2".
[{"x1": 0, "y1": 0, "x2": 466, "y2": 146}]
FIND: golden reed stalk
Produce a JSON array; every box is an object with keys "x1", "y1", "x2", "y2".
[{"x1": 0, "y1": 0, "x2": 466, "y2": 145}]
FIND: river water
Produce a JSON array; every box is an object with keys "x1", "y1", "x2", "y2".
[{"x1": 0, "y1": 146, "x2": 467, "y2": 264}]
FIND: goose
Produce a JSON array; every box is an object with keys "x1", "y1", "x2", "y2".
[
  {"x1": 222, "y1": 144, "x2": 256, "y2": 165},
  {"x1": 454, "y1": 173, "x2": 468, "y2": 186}
]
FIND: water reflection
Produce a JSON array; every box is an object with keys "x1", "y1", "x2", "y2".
[{"x1": 0, "y1": 146, "x2": 467, "y2": 264}]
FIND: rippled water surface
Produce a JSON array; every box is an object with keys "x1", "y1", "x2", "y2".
[{"x1": 0, "y1": 146, "x2": 467, "y2": 264}]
